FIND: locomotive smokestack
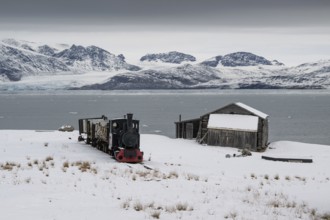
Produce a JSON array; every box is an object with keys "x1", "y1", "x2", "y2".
[{"x1": 127, "y1": 113, "x2": 133, "y2": 129}]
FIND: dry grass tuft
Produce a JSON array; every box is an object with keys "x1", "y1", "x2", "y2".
[
  {"x1": 295, "y1": 176, "x2": 306, "y2": 182},
  {"x1": 176, "y1": 202, "x2": 188, "y2": 211},
  {"x1": 286, "y1": 201, "x2": 297, "y2": 208},
  {"x1": 132, "y1": 174, "x2": 137, "y2": 181},
  {"x1": 186, "y1": 173, "x2": 200, "y2": 181},
  {"x1": 320, "y1": 213, "x2": 330, "y2": 220},
  {"x1": 224, "y1": 211, "x2": 238, "y2": 219},
  {"x1": 25, "y1": 177, "x2": 31, "y2": 183},
  {"x1": 0, "y1": 162, "x2": 20, "y2": 171},
  {"x1": 45, "y1": 156, "x2": 53, "y2": 162},
  {"x1": 63, "y1": 161, "x2": 69, "y2": 168},
  {"x1": 121, "y1": 199, "x2": 192, "y2": 217},
  {"x1": 167, "y1": 171, "x2": 179, "y2": 179},
  {"x1": 72, "y1": 161, "x2": 82, "y2": 166},
  {"x1": 133, "y1": 201, "x2": 144, "y2": 211},
  {"x1": 90, "y1": 168, "x2": 98, "y2": 174},
  {"x1": 121, "y1": 200, "x2": 130, "y2": 210},
  {"x1": 79, "y1": 161, "x2": 91, "y2": 172},
  {"x1": 267, "y1": 199, "x2": 281, "y2": 208},
  {"x1": 165, "y1": 205, "x2": 176, "y2": 213},
  {"x1": 62, "y1": 161, "x2": 97, "y2": 173},
  {"x1": 145, "y1": 202, "x2": 155, "y2": 209},
  {"x1": 136, "y1": 170, "x2": 150, "y2": 178},
  {"x1": 151, "y1": 211, "x2": 161, "y2": 219}
]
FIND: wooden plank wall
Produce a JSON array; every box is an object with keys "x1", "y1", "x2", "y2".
[
  {"x1": 185, "y1": 123, "x2": 194, "y2": 139},
  {"x1": 176, "y1": 120, "x2": 200, "y2": 139},
  {"x1": 207, "y1": 129, "x2": 257, "y2": 151}
]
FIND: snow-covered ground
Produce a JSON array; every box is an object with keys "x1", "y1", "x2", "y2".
[{"x1": 1, "y1": 130, "x2": 329, "y2": 219}]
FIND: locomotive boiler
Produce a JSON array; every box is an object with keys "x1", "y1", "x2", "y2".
[{"x1": 78, "y1": 113, "x2": 143, "y2": 163}]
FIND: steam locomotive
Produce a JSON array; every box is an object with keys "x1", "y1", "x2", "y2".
[{"x1": 78, "y1": 113, "x2": 143, "y2": 163}]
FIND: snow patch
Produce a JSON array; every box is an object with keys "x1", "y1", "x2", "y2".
[
  {"x1": 236, "y1": 102, "x2": 269, "y2": 119},
  {"x1": 208, "y1": 114, "x2": 259, "y2": 131}
]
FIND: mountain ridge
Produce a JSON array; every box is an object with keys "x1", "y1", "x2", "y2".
[
  {"x1": 0, "y1": 39, "x2": 140, "y2": 81},
  {"x1": 1, "y1": 39, "x2": 330, "y2": 90},
  {"x1": 140, "y1": 51, "x2": 197, "y2": 64},
  {"x1": 200, "y1": 52, "x2": 284, "y2": 67}
]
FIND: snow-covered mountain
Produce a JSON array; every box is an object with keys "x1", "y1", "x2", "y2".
[
  {"x1": 1, "y1": 39, "x2": 329, "y2": 90},
  {"x1": 251, "y1": 60, "x2": 330, "y2": 89},
  {"x1": 140, "y1": 51, "x2": 196, "y2": 64},
  {"x1": 201, "y1": 52, "x2": 284, "y2": 67},
  {"x1": 80, "y1": 64, "x2": 224, "y2": 90},
  {"x1": 79, "y1": 60, "x2": 330, "y2": 90},
  {"x1": 0, "y1": 41, "x2": 70, "y2": 81},
  {"x1": 2, "y1": 38, "x2": 69, "y2": 55},
  {"x1": 54, "y1": 45, "x2": 140, "y2": 71},
  {"x1": 0, "y1": 39, "x2": 139, "y2": 81}
]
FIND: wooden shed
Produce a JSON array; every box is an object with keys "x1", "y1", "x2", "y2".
[
  {"x1": 175, "y1": 118, "x2": 200, "y2": 139},
  {"x1": 175, "y1": 102, "x2": 269, "y2": 151}
]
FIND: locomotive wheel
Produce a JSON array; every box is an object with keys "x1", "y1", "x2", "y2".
[
  {"x1": 86, "y1": 138, "x2": 91, "y2": 144},
  {"x1": 92, "y1": 139, "x2": 97, "y2": 148},
  {"x1": 100, "y1": 143, "x2": 105, "y2": 152},
  {"x1": 114, "y1": 151, "x2": 119, "y2": 159},
  {"x1": 78, "y1": 136, "x2": 84, "y2": 142},
  {"x1": 96, "y1": 142, "x2": 101, "y2": 150},
  {"x1": 103, "y1": 144, "x2": 108, "y2": 153}
]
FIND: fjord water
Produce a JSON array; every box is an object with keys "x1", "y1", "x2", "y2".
[{"x1": 0, "y1": 90, "x2": 329, "y2": 145}]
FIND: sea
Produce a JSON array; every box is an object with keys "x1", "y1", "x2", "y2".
[{"x1": 0, "y1": 90, "x2": 329, "y2": 145}]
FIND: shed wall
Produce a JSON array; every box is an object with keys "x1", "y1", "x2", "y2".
[
  {"x1": 207, "y1": 129, "x2": 257, "y2": 150},
  {"x1": 175, "y1": 119, "x2": 200, "y2": 139}
]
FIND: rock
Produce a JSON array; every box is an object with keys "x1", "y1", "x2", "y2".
[
  {"x1": 241, "y1": 148, "x2": 252, "y2": 156},
  {"x1": 58, "y1": 125, "x2": 74, "y2": 132}
]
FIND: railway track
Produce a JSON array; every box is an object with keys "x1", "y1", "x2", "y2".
[{"x1": 126, "y1": 162, "x2": 154, "y2": 170}]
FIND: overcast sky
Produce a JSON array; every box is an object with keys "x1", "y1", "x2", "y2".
[{"x1": 1, "y1": 0, "x2": 330, "y2": 65}]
